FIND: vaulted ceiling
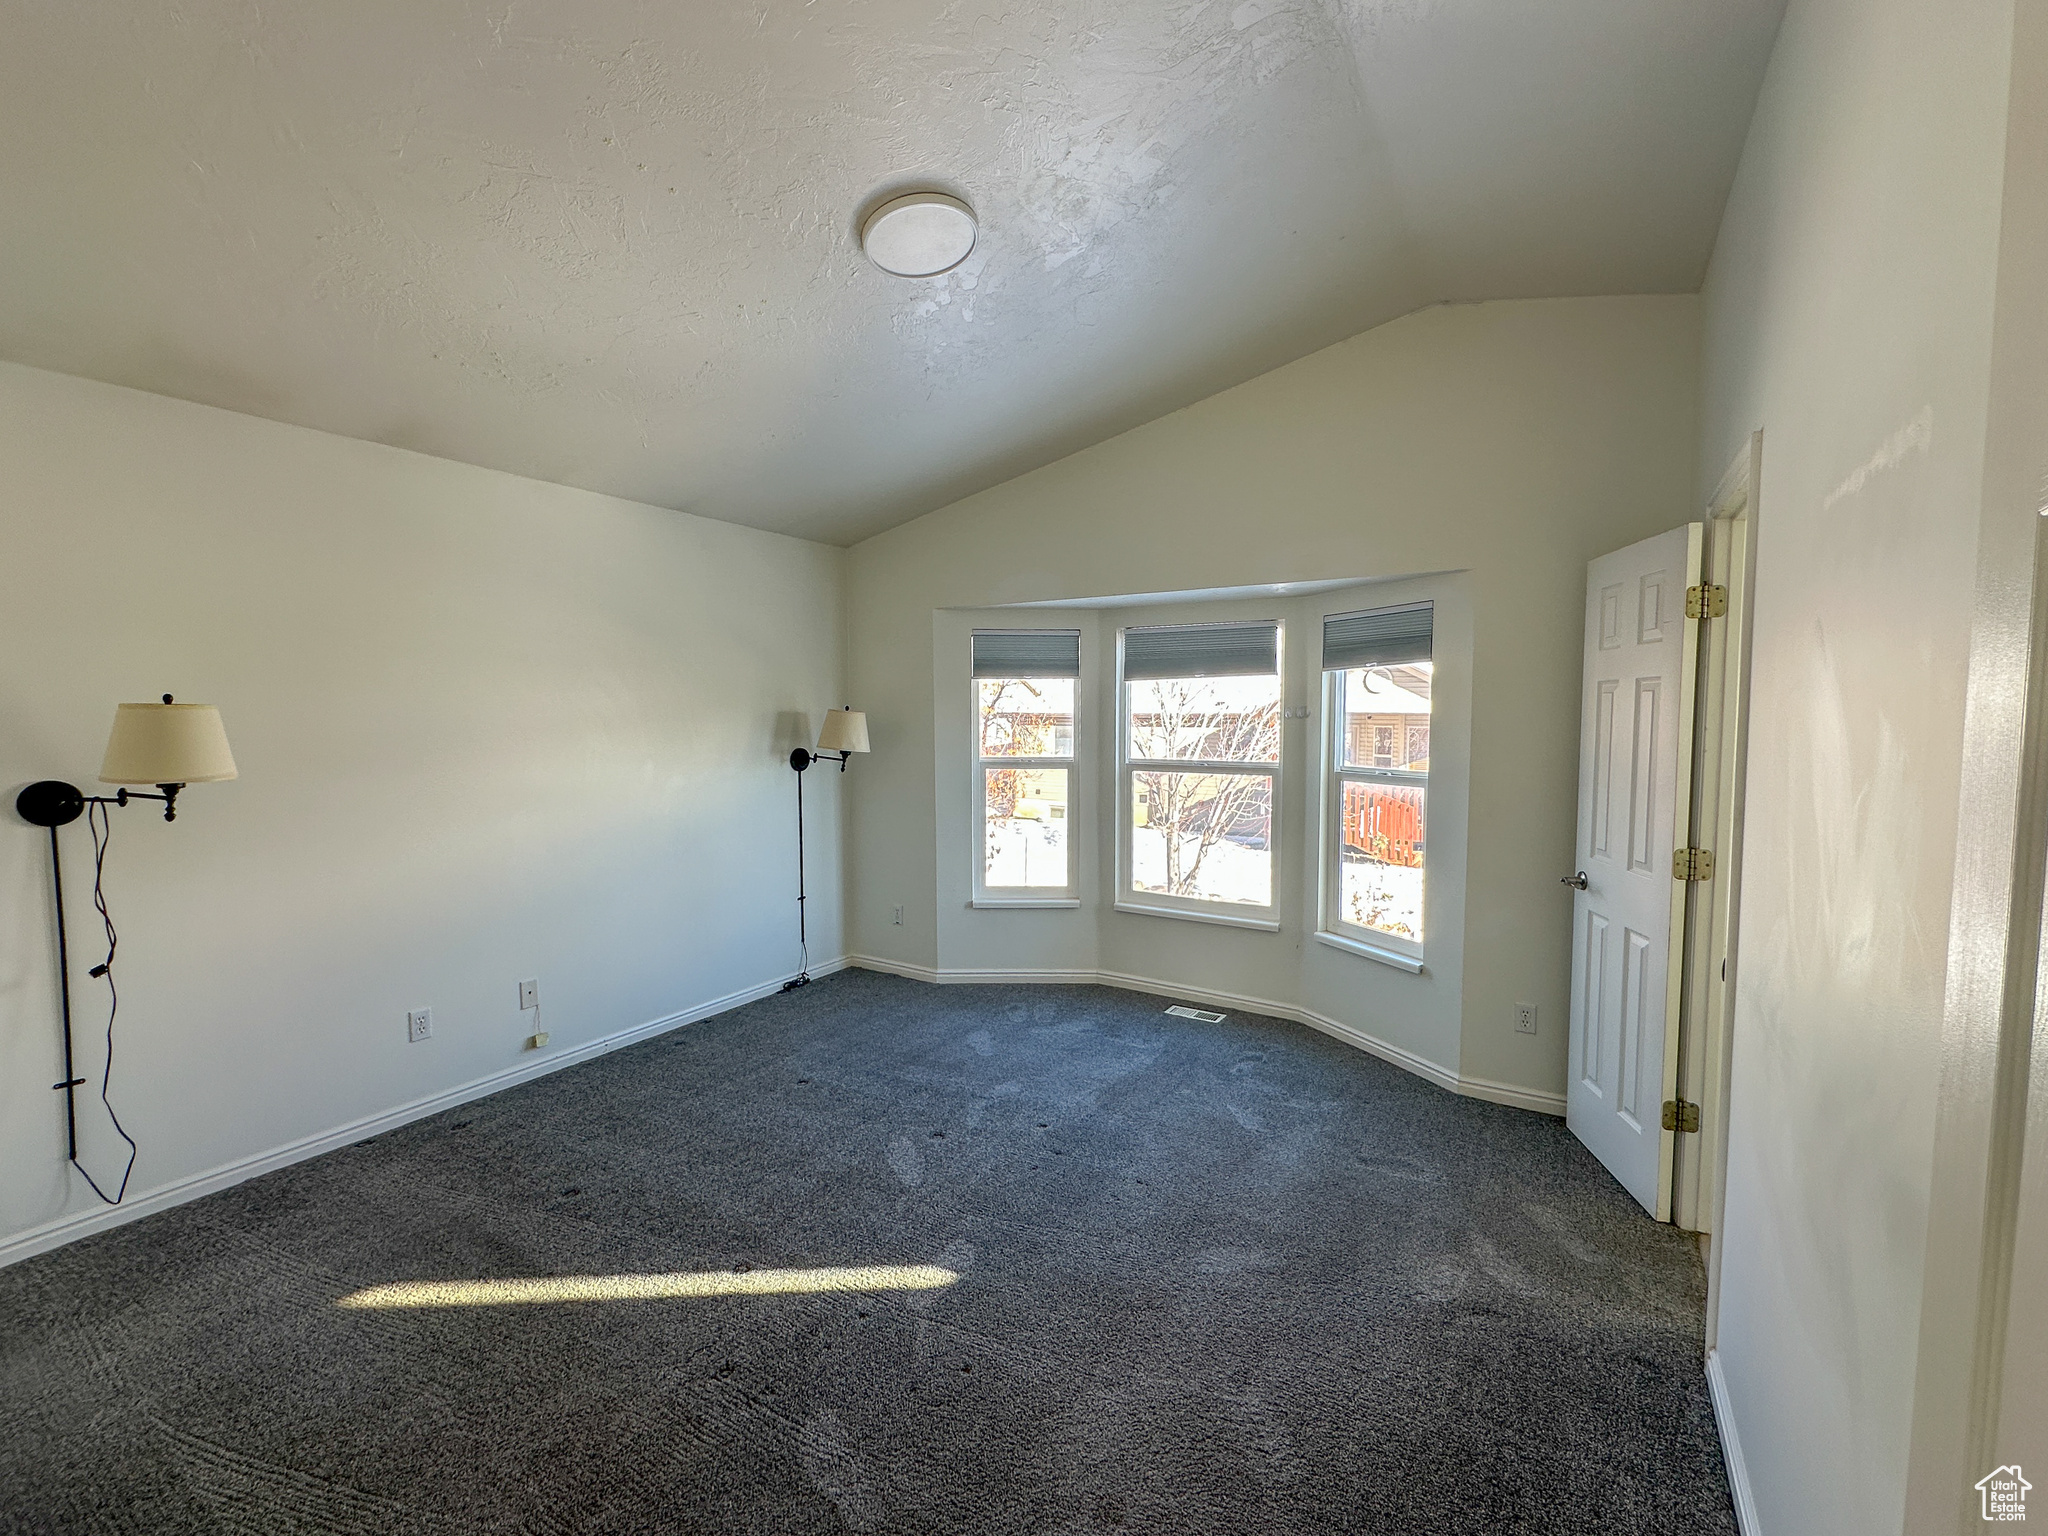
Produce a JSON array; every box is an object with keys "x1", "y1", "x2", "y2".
[{"x1": 0, "y1": 1, "x2": 1784, "y2": 544}]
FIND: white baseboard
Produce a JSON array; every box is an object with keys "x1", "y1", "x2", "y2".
[
  {"x1": 1280, "y1": 1001, "x2": 1465, "y2": 1096},
  {"x1": 846, "y1": 953, "x2": 943, "y2": 984},
  {"x1": 842, "y1": 956, "x2": 1565, "y2": 1116},
  {"x1": 1452, "y1": 1072, "x2": 1573, "y2": 1117},
  {"x1": 0, "y1": 957, "x2": 846, "y2": 1271},
  {"x1": 1706, "y1": 1348, "x2": 1761, "y2": 1535}
]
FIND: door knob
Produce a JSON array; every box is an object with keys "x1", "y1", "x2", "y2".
[{"x1": 1561, "y1": 871, "x2": 1589, "y2": 891}]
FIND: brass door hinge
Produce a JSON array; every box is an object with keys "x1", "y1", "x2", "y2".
[
  {"x1": 1662, "y1": 1099, "x2": 1701, "y2": 1133},
  {"x1": 1685, "y1": 583, "x2": 1728, "y2": 619},
  {"x1": 1674, "y1": 846, "x2": 1715, "y2": 882}
]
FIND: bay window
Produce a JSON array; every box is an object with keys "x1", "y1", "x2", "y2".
[
  {"x1": 973, "y1": 629, "x2": 1080, "y2": 902},
  {"x1": 1321, "y1": 602, "x2": 1433, "y2": 963},
  {"x1": 1118, "y1": 621, "x2": 1282, "y2": 921}
]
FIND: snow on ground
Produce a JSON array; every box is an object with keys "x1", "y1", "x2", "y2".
[
  {"x1": 1131, "y1": 829, "x2": 1271, "y2": 906},
  {"x1": 990, "y1": 819, "x2": 1420, "y2": 942},
  {"x1": 985, "y1": 817, "x2": 1069, "y2": 887},
  {"x1": 1341, "y1": 858, "x2": 1423, "y2": 941}
]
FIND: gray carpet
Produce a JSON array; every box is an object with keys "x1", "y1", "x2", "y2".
[{"x1": 0, "y1": 970, "x2": 1735, "y2": 1534}]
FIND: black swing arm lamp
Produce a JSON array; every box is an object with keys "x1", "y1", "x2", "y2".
[
  {"x1": 15, "y1": 695, "x2": 237, "y2": 1203},
  {"x1": 783, "y1": 708, "x2": 868, "y2": 991}
]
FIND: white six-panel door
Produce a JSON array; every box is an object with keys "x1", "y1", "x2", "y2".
[{"x1": 1566, "y1": 524, "x2": 1702, "y2": 1218}]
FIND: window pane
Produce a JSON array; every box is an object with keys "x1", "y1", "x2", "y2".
[
  {"x1": 1340, "y1": 662, "x2": 1431, "y2": 770},
  {"x1": 1339, "y1": 780, "x2": 1425, "y2": 942},
  {"x1": 979, "y1": 677, "x2": 1075, "y2": 759},
  {"x1": 1130, "y1": 772, "x2": 1272, "y2": 906},
  {"x1": 984, "y1": 767, "x2": 1069, "y2": 887},
  {"x1": 1126, "y1": 675, "x2": 1281, "y2": 763}
]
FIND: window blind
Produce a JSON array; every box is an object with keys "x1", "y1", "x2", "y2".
[
  {"x1": 971, "y1": 629, "x2": 1081, "y2": 678},
  {"x1": 1122, "y1": 621, "x2": 1279, "y2": 681},
  {"x1": 1322, "y1": 602, "x2": 1433, "y2": 671}
]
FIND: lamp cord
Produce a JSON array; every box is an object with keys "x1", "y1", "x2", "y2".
[{"x1": 74, "y1": 798, "x2": 137, "y2": 1205}]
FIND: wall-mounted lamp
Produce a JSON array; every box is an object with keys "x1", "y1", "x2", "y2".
[
  {"x1": 15, "y1": 695, "x2": 238, "y2": 1205},
  {"x1": 789, "y1": 708, "x2": 870, "y2": 773},
  {"x1": 784, "y1": 708, "x2": 868, "y2": 992}
]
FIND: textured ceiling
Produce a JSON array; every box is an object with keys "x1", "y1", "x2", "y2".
[{"x1": 0, "y1": 1, "x2": 1784, "y2": 544}]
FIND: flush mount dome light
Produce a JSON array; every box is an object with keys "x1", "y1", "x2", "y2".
[{"x1": 860, "y1": 191, "x2": 977, "y2": 277}]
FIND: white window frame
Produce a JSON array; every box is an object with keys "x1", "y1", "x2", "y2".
[
  {"x1": 1115, "y1": 625, "x2": 1283, "y2": 932},
  {"x1": 1317, "y1": 664, "x2": 1428, "y2": 971},
  {"x1": 971, "y1": 667, "x2": 1079, "y2": 908}
]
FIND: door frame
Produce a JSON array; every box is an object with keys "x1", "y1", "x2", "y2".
[
  {"x1": 1905, "y1": 6, "x2": 2048, "y2": 1512},
  {"x1": 1682, "y1": 431, "x2": 1763, "y2": 1344}
]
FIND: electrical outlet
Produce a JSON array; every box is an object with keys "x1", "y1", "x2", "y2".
[
  {"x1": 408, "y1": 1008, "x2": 433, "y2": 1043},
  {"x1": 1514, "y1": 1002, "x2": 1538, "y2": 1036},
  {"x1": 892, "y1": 905, "x2": 905, "y2": 926},
  {"x1": 519, "y1": 978, "x2": 538, "y2": 1011}
]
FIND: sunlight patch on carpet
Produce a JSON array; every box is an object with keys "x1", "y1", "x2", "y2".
[{"x1": 337, "y1": 1264, "x2": 960, "y2": 1309}]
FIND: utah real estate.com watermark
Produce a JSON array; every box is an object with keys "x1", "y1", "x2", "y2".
[{"x1": 1978, "y1": 1466, "x2": 2031, "y2": 1522}]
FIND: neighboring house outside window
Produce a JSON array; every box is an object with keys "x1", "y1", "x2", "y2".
[
  {"x1": 973, "y1": 630, "x2": 1080, "y2": 902},
  {"x1": 1321, "y1": 603, "x2": 1433, "y2": 962},
  {"x1": 1119, "y1": 620, "x2": 1283, "y2": 920}
]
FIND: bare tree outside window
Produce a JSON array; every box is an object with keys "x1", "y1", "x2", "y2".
[
  {"x1": 1126, "y1": 673, "x2": 1281, "y2": 907},
  {"x1": 978, "y1": 676, "x2": 1074, "y2": 892},
  {"x1": 979, "y1": 678, "x2": 1070, "y2": 758}
]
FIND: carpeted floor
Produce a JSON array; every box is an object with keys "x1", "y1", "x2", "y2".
[{"x1": 0, "y1": 970, "x2": 1735, "y2": 1535}]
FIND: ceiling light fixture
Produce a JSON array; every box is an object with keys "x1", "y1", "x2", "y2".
[{"x1": 860, "y1": 191, "x2": 977, "y2": 278}]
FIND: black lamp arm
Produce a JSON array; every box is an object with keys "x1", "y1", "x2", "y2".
[
  {"x1": 787, "y1": 749, "x2": 853, "y2": 773},
  {"x1": 112, "y1": 785, "x2": 185, "y2": 821},
  {"x1": 15, "y1": 780, "x2": 186, "y2": 827}
]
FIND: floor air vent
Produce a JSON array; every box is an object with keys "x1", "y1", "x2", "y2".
[{"x1": 1165, "y1": 1005, "x2": 1227, "y2": 1023}]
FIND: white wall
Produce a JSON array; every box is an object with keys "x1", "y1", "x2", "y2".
[
  {"x1": 1693, "y1": 0, "x2": 2020, "y2": 1530},
  {"x1": 847, "y1": 295, "x2": 1700, "y2": 1108},
  {"x1": 0, "y1": 362, "x2": 845, "y2": 1262}
]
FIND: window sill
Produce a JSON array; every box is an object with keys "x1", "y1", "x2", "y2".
[
  {"x1": 1313, "y1": 929, "x2": 1425, "y2": 974},
  {"x1": 971, "y1": 897, "x2": 1081, "y2": 910},
  {"x1": 1114, "y1": 900, "x2": 1281, "y2": 933}
]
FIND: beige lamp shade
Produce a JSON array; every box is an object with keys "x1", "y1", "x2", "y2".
[
  {"x1": 99, "y1": 702, "x2": 239, "y2": 785},
  {"x1": 816, "y1": 709, "x2": 870, "y2": 754}
]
